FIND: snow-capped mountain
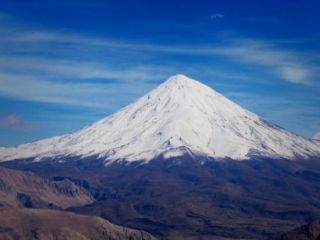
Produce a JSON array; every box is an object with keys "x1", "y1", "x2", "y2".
[
  {"x1": 0, "y1": 74, "x2": 319, "y2": 163},
  {"x1": 313, "y1": 132, "x2": 320, "y2": 141}
]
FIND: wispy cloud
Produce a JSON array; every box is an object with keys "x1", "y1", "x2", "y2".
[
  {"x1": 0, "y1": 57, "x2": 169, "y2": 82},
  {"x1": 0, "y1": 72, "x2": 159, "y2": 109},
  {"x1": 0, "y1": 12, "x2": 319, "y2": 112},
  {"x1": 5, "y1": 30, "x2": 317, "y2": 85},
  {"x1": 208, "y1": 39, "x2": 316, "y2": 84},
  {"x1": 210, "y1": 13, "x2": 224, "y2": 19},
  {"x1": 0, "y1": 16, "x2": 173, "y2": 109},
  {"x1": 0, "y1": 113, "x2": 39, "y2": 131},
  {"x1": 0, "y1": 11, "x2": 319, "y2": 141}
]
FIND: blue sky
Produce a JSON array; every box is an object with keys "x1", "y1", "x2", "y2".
[{"x1": 0, "y1": 0, "x2": 320, "y2": 146}]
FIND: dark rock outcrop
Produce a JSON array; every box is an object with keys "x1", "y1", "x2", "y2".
[{"x1": 269, "y1": 220, "x2": 320, "y2": 240}]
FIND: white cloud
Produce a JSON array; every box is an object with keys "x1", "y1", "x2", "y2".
[
  {"x1": 206, "y1": 39, "x2": 315, "y2": 84},
  {"x1": 280, "y1": 66, "x2": 312, "y2": 84}
]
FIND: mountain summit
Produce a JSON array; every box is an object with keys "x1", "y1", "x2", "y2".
[{"x1": 0, "y1": 74, "x2": 319, "y2": 163}]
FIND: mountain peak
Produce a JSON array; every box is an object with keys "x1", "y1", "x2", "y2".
[
  {"x1": 149, "y1": 74, "x2": 222, "y2": 107},
  {"x1": 0, "y1": 75, "x2": 319, "y2": 163},
  {"x1": 165, "y1": 74, "x2": 195, "y2": 85},
  {"x1": 162, "y1": 74, "x2": 210, "y2": 91}
]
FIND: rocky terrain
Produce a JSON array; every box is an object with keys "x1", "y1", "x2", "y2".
[
  {"x1": 3, "y1": 156, "x2": 320, "y2": 240},
  {"x1": 0, "y1": 166, "x2": 93, "y2": 209},
  {"x1": 0, "y1": 166, "x2": 158, "y2": 240},
  {"x1": 0, "y1": 207, "x2": 157, "y2": 240}
]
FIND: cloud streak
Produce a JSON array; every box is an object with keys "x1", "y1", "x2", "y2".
[
  {"x1": 0, "y1": 72, "x2": 159, "y2": 109},
  {"x1": 0, "y1": 113, "x2": 39, "y2": 131},
  {"x1": 3, "y1": 30, "x2": 317, "y2": 85},
  {"x1": 210, "y1": 13, "x2": 224, "y2": 19},
  {"x1": 0, "y1": 57, "x2": 169, "y2": 82},
  {"x1": 207, "y1": 38, "x2": 316, "y2": 84},
  {"x1": 0, "y1": 12, "x2": 319, "y2": 113}
]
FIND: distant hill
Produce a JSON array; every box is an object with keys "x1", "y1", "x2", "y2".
[
  {"x1": 0, "y1": 207, "x2": 157, "y2": 240},
  {"x1": 0, "y1": 166, "x2": 93, "y2": 209},
  {"x1": 0, "y1": 167, "x2": 157, "y2": 240}
]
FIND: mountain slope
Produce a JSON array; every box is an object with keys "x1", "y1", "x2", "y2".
[
  {"x1": 0, "y1": 207, "x2": 157, "y2": 240},
  {"x1": 313, "y1": 132, "x2": 320, "y2": 141},
  {"x1": 0, "y1": 74, "x2": 319, "y2": 163},
  {"x1": 0, "y1": 167, "x2": 93, "y2": 209}
]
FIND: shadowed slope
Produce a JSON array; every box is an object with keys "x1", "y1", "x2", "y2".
[{"x1": 269, "y1": 219, "x2": 320, "y2": 240}]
